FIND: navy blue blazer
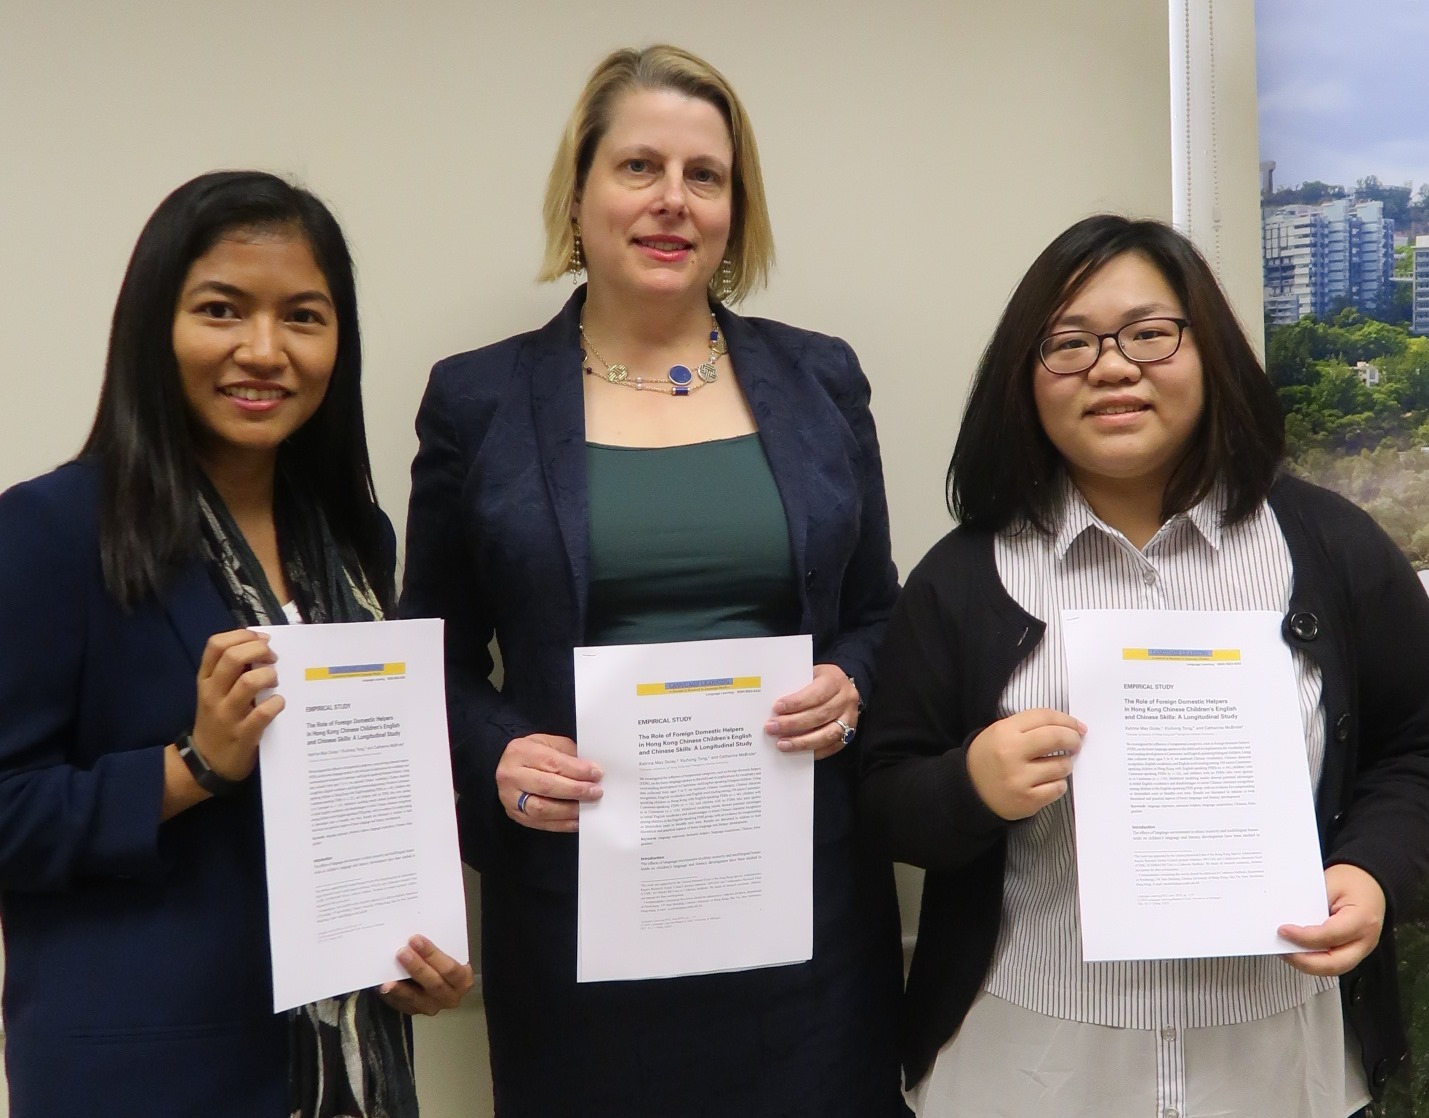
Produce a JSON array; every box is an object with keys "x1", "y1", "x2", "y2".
[
  {"x1": 401, "y1": 290, "x2": 900, "y2": 891},
  {"x1": 1, "y1": 461, "x2": 288, "y2": 1116}
]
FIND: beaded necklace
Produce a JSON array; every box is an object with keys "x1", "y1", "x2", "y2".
[{"x1": 580, "y1": 312, "x2": 725, "y2": 396}]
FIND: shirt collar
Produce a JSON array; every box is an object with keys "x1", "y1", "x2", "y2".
[
  {"x1": 1050, "y1": 480, "x2": 1101, "y2": 559},
  {"x1": 1181, "y1": 486, "x2": 1224, "y2": 550},
  {"x1": 1050, "y1": 476, "x2": 1225, "y2": 560}
]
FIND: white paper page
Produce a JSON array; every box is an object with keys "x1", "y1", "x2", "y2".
[
  {"x1": 1062, "y1": 609, "x2": 1327, "y2": 962},
  {"x1": 573, "y1": 634, "x2": 814, "y2": 983},
  {"x1": 254, "y1": 618, "x2": 468, "y2": 1011}
]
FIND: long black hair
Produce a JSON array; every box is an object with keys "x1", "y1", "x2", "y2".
[
  {"x1": 949, "y1": 214, "x2": 1284, "y2": 533},
  {"x1": 80, "y1": 170, "x2": 393, "y2": 611}
]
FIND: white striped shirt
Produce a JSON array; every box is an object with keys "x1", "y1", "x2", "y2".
[{"x1": 910, "y1": 485, "x2": 1368, "y2": 1118}]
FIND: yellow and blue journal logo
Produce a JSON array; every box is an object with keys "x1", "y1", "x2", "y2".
[
  {"x1": 304, "y1": 662, "x2": 407, "y2": 681},
  {"x1": 1121, "y1": 648, "x2": 1241, "y2": 663},
  {"x1": 636, "y1": 676, "x2": 761, "y2": 696}
]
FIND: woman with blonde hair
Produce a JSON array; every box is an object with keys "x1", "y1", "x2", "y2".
[{"x1": 403, "y1": 43, "x2": 907, "y2": 1117}]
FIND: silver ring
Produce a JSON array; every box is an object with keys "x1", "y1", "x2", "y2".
[
  {"x1": 833, "y1": 718, "x2": 856, "y2": 748},
  {"x1": 516, "y1": 791, "x2": 532, "y2": 814}
]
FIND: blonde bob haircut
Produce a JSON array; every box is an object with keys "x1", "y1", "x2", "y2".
[{"x1": 539, "y1": 44, "x2": 775, "y2": 304}]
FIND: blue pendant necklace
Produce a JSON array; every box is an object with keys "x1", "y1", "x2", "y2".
[{"x1": 581, "y1": 312, "x2": 724, "y2": 397}]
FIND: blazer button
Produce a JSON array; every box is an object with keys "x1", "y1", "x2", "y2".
[
  {"x1": 1289, "y1": 611, "x2": 1319, "y2": 641},
  {"x1": 1335, "y1": 713, "x2": 1351, "y2": 742},
  {"x1": 805, "y1": 569, "x2": 817, "y2": 590},
  {"x1": 1373, "y1": 1057, "x2": 1391, "y2": 1089},
  {"x1": 1347, "y1": 975, "x2": 1364, "y2": 1004}
]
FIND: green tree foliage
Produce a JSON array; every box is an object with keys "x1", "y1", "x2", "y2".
[
  {"x1": 1264, "y1": 180, "x2": 1346, "y2": 206},
  {"x1": 1267, "y1": 324, "x2": 1315, "y2": 387},
  {"x1": 1376, "y1": 884, "x2": 1429, "y2": 1116},
  {"x1": 1268, "y1": 314, "x2": 1429, "y2": 1116},
  {"x1": 1269, "y1": 316, "x2": 1429, "y2": 561},
  {"x1": 1382, "y1": 280, "x2": 1413, "y2": 328}
]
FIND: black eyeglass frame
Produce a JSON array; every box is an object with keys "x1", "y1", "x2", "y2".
[{"x1": 1037, "y1": 317, "x2": 1191, "y2": 376}]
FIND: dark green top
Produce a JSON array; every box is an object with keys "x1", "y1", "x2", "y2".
[{"x1": 585, "y1": 433, "x2": 798, "y2": 646}]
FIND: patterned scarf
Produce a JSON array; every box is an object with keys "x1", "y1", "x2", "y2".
[{"x1": 196, "y1": 471, "x2": 418, "y2": 1118}]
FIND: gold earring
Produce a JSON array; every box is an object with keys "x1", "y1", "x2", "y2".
[
  {"x1": 713, "y1": 256, "x2": 734, "y2": 301},
  {"x1": 568, "y1": 223, "x2": 585, "y2": 283}
]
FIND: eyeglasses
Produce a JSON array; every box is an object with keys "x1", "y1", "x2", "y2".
[{"x1": 1038, "y1": 317, "x2": 1190, "y2": 376}]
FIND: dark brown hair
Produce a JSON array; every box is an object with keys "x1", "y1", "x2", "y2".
[
  {"x1": 949, "y1": 214, "x2": 1284, "y2": 532},
  {"x1": 80, "y1": 170, "x2": 392, "y2": 609}
]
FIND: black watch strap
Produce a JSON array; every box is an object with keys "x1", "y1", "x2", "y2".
[{"x1": 176, "y1": 732, "x2": 243, "y2": 797}]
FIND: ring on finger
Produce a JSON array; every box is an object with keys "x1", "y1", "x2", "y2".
[
  {"x1": 516, "y1": 790, "x2": 533, "y2": 814},
  {"x1": 833, "y1": 718, "x2": 856, "y2": 748}
]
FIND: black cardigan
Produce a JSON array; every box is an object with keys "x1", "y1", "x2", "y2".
[{"x1": 859, "y1": 474, "x2": 1429, "y2": 1098}]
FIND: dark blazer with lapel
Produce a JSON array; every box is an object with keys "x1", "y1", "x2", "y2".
[
  {"x1": 0, "y1": 460, "x2": 287, "y2": 1116},
  {"x1": 401, "y1": 289, "x2": 900, "y2": 891}
]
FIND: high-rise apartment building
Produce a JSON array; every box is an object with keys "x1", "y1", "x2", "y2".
[
  {"x1": 1263, "y1": 206, "x2": 1324, "y2": 324},
  {"x1": 1262, "y1": 198, "x2": 1395, "y2": 325},
  {"x1": 1349, "y1": 200, "x2": 1392, "y2": 310},
  {"x1": 1414, "y1": 235, "x2": 1429, "y2": 337}
]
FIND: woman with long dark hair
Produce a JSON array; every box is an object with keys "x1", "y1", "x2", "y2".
[
  {"x1": 860, "y1": 215, "x2": 1429, "y2": 1116},
  {"x1": 0, "y1": 170, "x2": 471, "y2": 1117}
]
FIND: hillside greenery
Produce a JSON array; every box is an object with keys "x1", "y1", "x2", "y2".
[
  {"x1": 1269, "y1": 311, "x2": 1429, "y2": 566},
  {"x1": 1268, "y1": 311, "x2": 1429, "y2": 1115}
]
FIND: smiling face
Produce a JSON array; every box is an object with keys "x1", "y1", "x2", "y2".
[
  {"x1": 172, "y1": 228, "x2": 337, "y2": 475},
  {"x1": 572, "y1": 86, "x2": 734, "y2": 308},
  {"x1": 1033, "y1": 250, "x2": 1205, "y2": 510}
]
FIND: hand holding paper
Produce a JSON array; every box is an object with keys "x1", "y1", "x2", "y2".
[
  {"x1": 766, "y1": 662, "x2": 861, "y2": 759},
  {"x1": 967, "y1": 708, "x2": 1086, "y2": 820},
  {"x1": 194, "y1": 628, "x2": 282, "y2": 780},
  {"x1": 164, "y1": 628, "x2": 284, "y2": 821},
  {"x1": 495, "y1": 732, "x2": 603, "y2": 832},
  {"x1": 1278, "y1": 863, "x2": 1387, "y2": 976},
  {"x1": 377, "y1": 934, "x2": 476, "y2": 1016}
]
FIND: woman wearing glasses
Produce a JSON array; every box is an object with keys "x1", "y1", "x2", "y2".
[{"x1": 859, "y1": 214, "x2": 1429, "y2": 1116}]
